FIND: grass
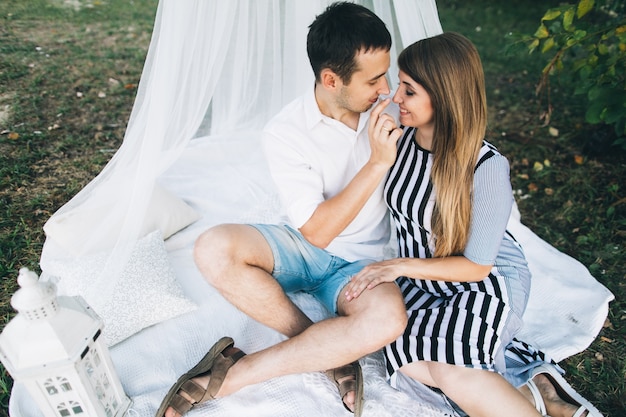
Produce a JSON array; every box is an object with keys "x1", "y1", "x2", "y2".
[
  {"x1": 0, "y1": 0, "x2": 624, "y2": 416},
  {"x1": 0, "y1": 0, "x2": 158, "y2": 415}
]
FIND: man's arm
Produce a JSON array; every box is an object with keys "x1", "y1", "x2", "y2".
[{"x1": 300, "y1": 99, "x2": 401, "y2": 248}]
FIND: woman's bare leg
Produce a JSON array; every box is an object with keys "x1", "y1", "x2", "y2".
[{"x1": 400, "y1": 361, "x2": 542, "y2": 417}]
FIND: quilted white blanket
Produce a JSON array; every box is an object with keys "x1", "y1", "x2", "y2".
[{"x1": 10, "y1": 132, "x2": 614, "y2": 417}]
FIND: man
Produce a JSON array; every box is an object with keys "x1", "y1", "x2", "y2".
[{"x1": 157, "y1": 3, "x2": 406, "y2": 417}]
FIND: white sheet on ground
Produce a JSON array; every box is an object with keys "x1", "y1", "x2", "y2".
[{"x1": 10, "y1": 133, "x2": 613, "y2": 417}]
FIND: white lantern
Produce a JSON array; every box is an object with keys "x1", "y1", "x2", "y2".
[{"x1": 0, "y1": 268, "x2": 131, "y2": 417}]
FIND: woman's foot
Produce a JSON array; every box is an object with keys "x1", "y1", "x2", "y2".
[{"x1": 519, "y1": 373, "x2": 588, "y2": 417}]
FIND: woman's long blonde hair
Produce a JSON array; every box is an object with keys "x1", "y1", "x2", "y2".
[{"x1": 398, "y1": 32, "x2": 487, "y2": 257}]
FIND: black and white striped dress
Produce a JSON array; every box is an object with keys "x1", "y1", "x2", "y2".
[{"x1": 384, "y1": 127, "x2": 532, "y2": 383}]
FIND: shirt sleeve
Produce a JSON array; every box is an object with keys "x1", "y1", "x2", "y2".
[
  {"x1": 463, "y1": 154, "x2": 513, "y2": 265},
  {"x1": 261, "y1": 130, "x2": 324, "y2": 229}
]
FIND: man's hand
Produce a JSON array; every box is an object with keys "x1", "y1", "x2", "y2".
[{"x1": 367, "y1": 98, "x2": 402, "y2": 169}]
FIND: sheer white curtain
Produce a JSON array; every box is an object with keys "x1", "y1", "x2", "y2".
[{"x1": 39, "y1": 0, "x2": 443, "y2": 313}]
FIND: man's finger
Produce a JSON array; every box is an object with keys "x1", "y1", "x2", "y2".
[{"x1": 370, "y1": 98, "x2": 390, "y2": 122}]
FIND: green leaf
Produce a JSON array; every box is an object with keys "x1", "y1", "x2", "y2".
[
  {"x1": 556, "y1": 57, "x2": 564, "y2": 71},
  {"x1": 542, "y1": 37, "x2": 556, "y2": 53},
  {"x1": 585, "y1": 103, "x2": 604, "y2": 124},
  {"x1": 528, "y1": 38, "x2": 540, "y2": 53},
  {"x1": 584, "y1": 88, "x2": 618, "y2": 124},
  {"x1": 604, "y1": 104, "x2": 626, "y2": 124},
  {"x1": 542, "y1": 61, "x2": 554, "y2": 76},
  {"x1": 587, "y1": 85, "x2": 612, "y2": 101},
  {"x1": 577, "y1": 0, "x2": 594, "y2": 19},
  {"x1": 574, "y1": 29, "x2": 587, "y2": 40},
  {"x1": 574, "y1": 84, "x2": 588, "y2": 95},
  {"x1": 535, "y1": 24, "x2": 550, "y2": 39},
  {"x1": 542, "y1": 9, "x2": 562, "y2": 21},
  {"x1": 563, "y1": 8, "x2": 575, "y2": 31},
  {"x1": 579, "y1": 64, "x2": 592, "y2": 80},
  {"x1": 606, "y1": 64, "x2": 616, "y2": 77}
]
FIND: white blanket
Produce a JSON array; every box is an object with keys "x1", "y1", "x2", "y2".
[{"x1": 10, "y1": 133, "x2": 614, "y2": 417}]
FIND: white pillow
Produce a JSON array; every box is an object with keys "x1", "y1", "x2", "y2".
[
  {"x1": 45, "y1": 230, "x2": 197, "y2": 346},
  {"x1": 43, "y1": 184, "x2": 201, "y2": 256}
]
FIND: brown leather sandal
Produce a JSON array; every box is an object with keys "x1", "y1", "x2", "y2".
[
  {"x1": 325, "y1": 361, "x2": 364, "y2": 416},
  {"x1": 155, "y1": 336, "x2": 245, "y2": 417}
]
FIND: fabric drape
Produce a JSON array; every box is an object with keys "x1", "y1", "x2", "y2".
[{"x1": 40, "y1": 0, "x2": 443, "y2": 313}]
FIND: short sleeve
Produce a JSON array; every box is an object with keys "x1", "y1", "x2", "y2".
[{"x1": 262, "y1": 130, "x2": 324, "y2": 228}]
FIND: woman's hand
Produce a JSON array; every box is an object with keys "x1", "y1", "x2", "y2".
[
  {"x1": 367, "y1": 98, "x2": 402, "y2": 169},
  {"x1": 344, "y1": 258, "x2": 406, "y2": 301}
]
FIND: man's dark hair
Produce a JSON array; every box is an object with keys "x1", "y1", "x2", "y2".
[{"x1": 307, "y1": 2, "x2": 391, "y2": 84}]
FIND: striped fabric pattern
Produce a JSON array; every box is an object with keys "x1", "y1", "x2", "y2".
[{"x1": 383, "y1": 127, "x2": 515, "y2": 378}]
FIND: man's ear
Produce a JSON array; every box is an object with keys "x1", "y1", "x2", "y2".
[{"x1": 320, "y1": 68, "x2": 340, "y2": 90}]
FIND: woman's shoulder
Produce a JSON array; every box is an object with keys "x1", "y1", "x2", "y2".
[
  {"x1": 474, "y1": 140, "x2": 509, "y2": 172},
  {"x1": 475, "y1": 140, "x2": 508, "y2": 171},
  {"x1": 479, "y1": 139, "x2": 502, "y2": 156}
]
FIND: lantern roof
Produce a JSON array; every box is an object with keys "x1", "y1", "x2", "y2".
[{"x1": 0, "y1": 269, "x2": 103, "y2": 378}]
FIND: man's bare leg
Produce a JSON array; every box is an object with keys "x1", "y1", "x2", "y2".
[
  {"x1": 163, "y1": 228, "x2": 407, "y2": 417},
  {"x1": 194, "y1": 224, "x2": 313, "y2": 337},
  {"x1": 216, "y1": 279, "x2": 406, "y2": 395}
]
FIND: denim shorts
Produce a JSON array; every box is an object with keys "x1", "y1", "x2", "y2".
[{"x1": 250, "y1": 223, "x2": 373, "y2": 314}]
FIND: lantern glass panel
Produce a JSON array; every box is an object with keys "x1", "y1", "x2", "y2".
[
  {"x1": 57, "y1": 404, "x2": 70, "y2": 416},
  {"x1": 85, "y1": 359, "x2": 94, "y2": 376},
  {"x1": 95, "y1": 383, "x2": 105, "y2": 400},
  {"x1": 70, "y1": 401, "x2": 83, "y2": 414},
  {"x1": 44, "y1": 379, "x2": 58, "y2": 395},
  {"x1": 59, "y1": 377, "x2": 72, "y2": 392}
]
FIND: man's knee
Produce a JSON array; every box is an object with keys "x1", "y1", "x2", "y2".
[
  {"x1": 375, "y1": 295, "x2": 408, "y2": 343},
  {"x1": 347, "y1": 286, "x2": 408, "y2": 350},
  {"x1": 194, "y1": 224, "x2": 273, "y2": 289},
  {"x1": 193, "y1": 224, "x2": 241, "y2": 286}
]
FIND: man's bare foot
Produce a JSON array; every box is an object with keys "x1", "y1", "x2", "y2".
[
  {"x1": 336, "y1": 372, "x2": 357, "y2": 412},
  {"x1": 519, "y1": 373, "x2": 588, "y2": 417}
]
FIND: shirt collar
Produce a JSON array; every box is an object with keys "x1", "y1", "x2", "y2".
[{"x1": 304, "y1": 84, "x2": 371, "y2": 135}]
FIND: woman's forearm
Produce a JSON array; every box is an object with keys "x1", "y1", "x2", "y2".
[{"x1": 390, "y1": 255, "x2": 492, "y2": 283}]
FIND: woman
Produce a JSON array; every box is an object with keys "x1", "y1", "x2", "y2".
[{"x1": 344, "y1": 32, "x2": 593, "y2": 417}]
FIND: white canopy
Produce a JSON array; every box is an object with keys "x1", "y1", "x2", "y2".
[{"x1": 39, "y1": 0, "x2": 444, "y2": 314}]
